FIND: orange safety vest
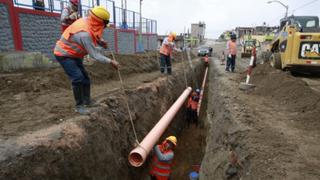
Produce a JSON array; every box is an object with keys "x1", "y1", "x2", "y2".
[
  {"x1": 228, "y1": 40, "x2": 237, "y2": 55},
  {"x1": 54, "y1": 16, "x2": 103, "y2": 58},
  {"x1": 190, "y1": 95, "x2": 199, "y2": 110},
  {"x1": 204, "y1": 56, "x2": 209, "y2": 63},
  {"x1": 150, "y1": 145, "x2": 173, "y2": 180},
  {"x1": 160, "y1": 36, "x2": 174, "y2": 56}
]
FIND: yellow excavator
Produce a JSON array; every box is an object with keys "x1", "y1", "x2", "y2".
[{"x1": 268, "y1": 15, "x2": 320, "y2": 73}]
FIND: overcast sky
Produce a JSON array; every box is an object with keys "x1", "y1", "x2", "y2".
[{"x1": 118, "y1": 0, "x2": 320, "y2": 38}]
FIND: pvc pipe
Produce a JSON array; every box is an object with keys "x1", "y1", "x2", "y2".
[
  {"x1": 197, "y1": 67, "x2": 208, "y2": 117},
  {"x1": 128, "y1": 87, "x2": 193, "y2": 167}
]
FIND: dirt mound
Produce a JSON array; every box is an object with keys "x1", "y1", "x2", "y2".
[
  {"x1": 0, "y1": 52, "x2": 161, "y2": 137},
  {"x1": 251, "y1": 64, "x2": 320, "y2": 111},
  {"x1": 250, "y1": 63, "x2": 320, "y2": 130}
]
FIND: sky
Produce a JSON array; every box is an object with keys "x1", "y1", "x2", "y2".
[
  {"x1": 118, "y1": 0, "x2": 320, "y2": 38},
  {"x1": 17, "y1": 0, "x2": 320, "y2": 38}
]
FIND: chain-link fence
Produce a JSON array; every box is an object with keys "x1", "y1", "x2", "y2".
[{"x1": 13, "y1": 0, "x2": 157, "y2": 33}]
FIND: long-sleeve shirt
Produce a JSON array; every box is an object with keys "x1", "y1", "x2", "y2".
[
  {"x1": 69, "y1": 32, "x2": 111, "y2": 63},
  {"x1": 154, "y1": 145, "x2": 174, "y2": 162}
]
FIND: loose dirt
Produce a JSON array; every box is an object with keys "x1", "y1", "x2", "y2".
[
  {"x1": 200, "y1": 40, "x2": 320, "y2": 180},
  {"x1": 0, "y1": 52, "x2": 187, "y2": 138}
]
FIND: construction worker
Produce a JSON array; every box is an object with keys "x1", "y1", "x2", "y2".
[
  {"x1": 54, "y1": 6, "x2": 119, "y2": 115},
  {"x1": 150, "y1": 136, "x2": 177, "y2": 180},
  {"x1": 159, "y1": 32, "x2": 181, "y2": 75},
  {"x1": 61, "y1": 0, "x2": 80, "y2": 33},
  {"x1": 186, "y1": 90, "x2": 199, "y2": 127},
  {"x1": 252, "y1": 41, "x2": 257, "y2": 68},
  {"x1": 226, "y1": 34, "x2": 237, "y2": 72},
  {"x1": 204, "y1": 55, "x2": 209, "y2": 67}
]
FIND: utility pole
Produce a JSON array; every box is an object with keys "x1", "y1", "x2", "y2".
[
  {"x1": 139, "y1": 0, "x2": 142, "y2": 34},
  {"x1": 137, "y1": 0, "x2": 144, "y2": 52},
  {"x1": 121, "y1": 0, "x2": 128, "y2": 29}
]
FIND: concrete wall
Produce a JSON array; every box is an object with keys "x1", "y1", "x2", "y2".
[
  {"x1": 19, "y1": 13, "x2": 60, "y2": 59},
  {"x1": 117, "y1": 31, "x2": 135, "y2": 54},
  {"x1": 148, "y1": 35, "x2": 157, "y2": 50},
  {"x1": 0, "y1": 2, "x2": 158, "y2": 58},
  {"x1": 142, "y1": 35, "x2": 148, "y2": 50},
  {"x1": 103, "y1": 28, "x2": 115, "y2": 52},
  {"x1": 0, "y1": 3, "x2": 14, "y2": 52}
]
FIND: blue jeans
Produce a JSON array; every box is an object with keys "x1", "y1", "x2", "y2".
[
  {"x1": 226, "y1": 55, "x2": 236, "y2": 72},
  {"x1": 55, "y1": 56, "x2": 90, "y2": 88},
  {"x1": 160, "y1": 54, "x2": 172, "y2": 74}
]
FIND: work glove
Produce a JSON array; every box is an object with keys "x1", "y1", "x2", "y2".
[
  {"x1": 110, "y1": 60, "x2": 120, "y2": 70},
  {"x1": 228, "y1": 54, "x2": 232, "y2": 58}
]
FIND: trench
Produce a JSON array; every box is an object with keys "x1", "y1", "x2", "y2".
[{"x1": 0, "y1": 55, "x2": 209, "y2": 179}]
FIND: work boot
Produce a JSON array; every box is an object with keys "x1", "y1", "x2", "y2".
[
  {"x1": 72, "y1": 85, "x2": 84, "y2": 107},
  {"x1": 83, "y1": 84, "x2": 99, "y2": 107},
  {"x1": 75, "y1": 105, "x2": 90, "y2": 115},
  {"x1": 72, "y1": 85, "x2": 90, "y2": 115}
]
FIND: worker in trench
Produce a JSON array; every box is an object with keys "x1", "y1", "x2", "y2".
[
  {"x1": 159, "y1": 32, "x2": 182, "y2": 75},
  {"x1": 225, "y1": 34, "x2": 237, "y2": 72},
  {"x1": 60, "y1": 0, "x2": 80, "y2": 33},
  {"x1": 149, "y1": 136, "x2": 177, "y2": 180},
  {"x1": 186, "y1": 89, "x2": 200, "y2": 127},
  {"x1": 54, "y1": 6, "x2": 119, "y2": 115}
]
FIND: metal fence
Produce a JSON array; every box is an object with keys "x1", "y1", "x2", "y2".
[{"x1": 12, "y1": 0, "x2": 157, "y2": 33}]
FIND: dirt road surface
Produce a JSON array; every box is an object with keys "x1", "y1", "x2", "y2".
[{"x1": 200, "y1": 40, "x2": 320, "y2": 179}]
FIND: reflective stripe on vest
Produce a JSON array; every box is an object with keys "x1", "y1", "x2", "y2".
[
  {"x1": 54, "y1": 37, "x2": 87, "y2": 58},
  {"x1": 190, "y1": 100, "x2": 198, "y2": 110},
  {"x1": 150, "y1": 150, "x2": 173, "y2": 179}
]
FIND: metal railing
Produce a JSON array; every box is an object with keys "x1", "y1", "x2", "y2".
[{"x1": 12, "y1": 0, "x2": 157, "y2": 33}]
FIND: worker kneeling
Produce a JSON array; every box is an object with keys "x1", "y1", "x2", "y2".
[
  {"x1": 54, "y1": 6, "x2": 119, "y2": 115},
  {"x1": 150, "y1": 136, "x2": 177, "y2": 180},
  {"x1": 186, "y1": 90, "x2": 200, "y2": 127}
]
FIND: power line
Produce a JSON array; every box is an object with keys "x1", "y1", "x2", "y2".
[{"x1": 291, "y1": 0, "x2": 319, "y2": 13}]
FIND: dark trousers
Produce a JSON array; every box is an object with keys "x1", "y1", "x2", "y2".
[
  {"x1": 55, "y1": 56, "x2": 91, "y2": 106},
  {"x1": 226, "y1": 55, "x2": 236, "y2": 72},
  {"x1": 160, "y1": 54, "x2": 172, "y2": 74},
  {"x1": 186, "y1": 108, "x2": 198, "y2": 127}
]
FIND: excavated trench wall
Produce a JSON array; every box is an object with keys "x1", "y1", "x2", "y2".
[{"x1": 0, "y1": 59, "x2": 205, "y2": 179}]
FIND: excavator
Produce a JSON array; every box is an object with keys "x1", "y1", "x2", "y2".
[{"x1": 268, "y1": 15, "x2": 320, "y2": 73}]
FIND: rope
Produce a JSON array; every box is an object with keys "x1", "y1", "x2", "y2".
[{"x1": 109, "y1": 50, "x2": 139, "y2": 145}]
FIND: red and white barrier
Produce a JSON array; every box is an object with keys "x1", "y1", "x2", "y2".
[
  {"x1": 245, "y1": 55, "x2": 255, "y2": 84},
  {"x1": 240, "y1": 47, "x2": 256, "y2": 90}
]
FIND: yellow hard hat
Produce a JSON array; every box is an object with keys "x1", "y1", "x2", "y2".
[
  {"x1": 91, "y1": 6, "x2": 110, "y2": 21},
  {"x1": 166, "y1": 136, "x2": 177, "y2": 146},
  {"x1": 170, "y1": 32, "x2": 177, "y2": 37},
  {"x1": 169, "y1": 32, "x2": 177, "y2": 40}
]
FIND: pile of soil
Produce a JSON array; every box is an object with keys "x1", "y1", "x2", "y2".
[
  {"x1": 201, "y1": 40, "x2": 320, "y2": 180},
  {"x1": 0, "y1": 52, "x2": 163, "y2": 137},
  {"x1": 251, "y1": 64, "x2": 320, "y2": 130}
]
